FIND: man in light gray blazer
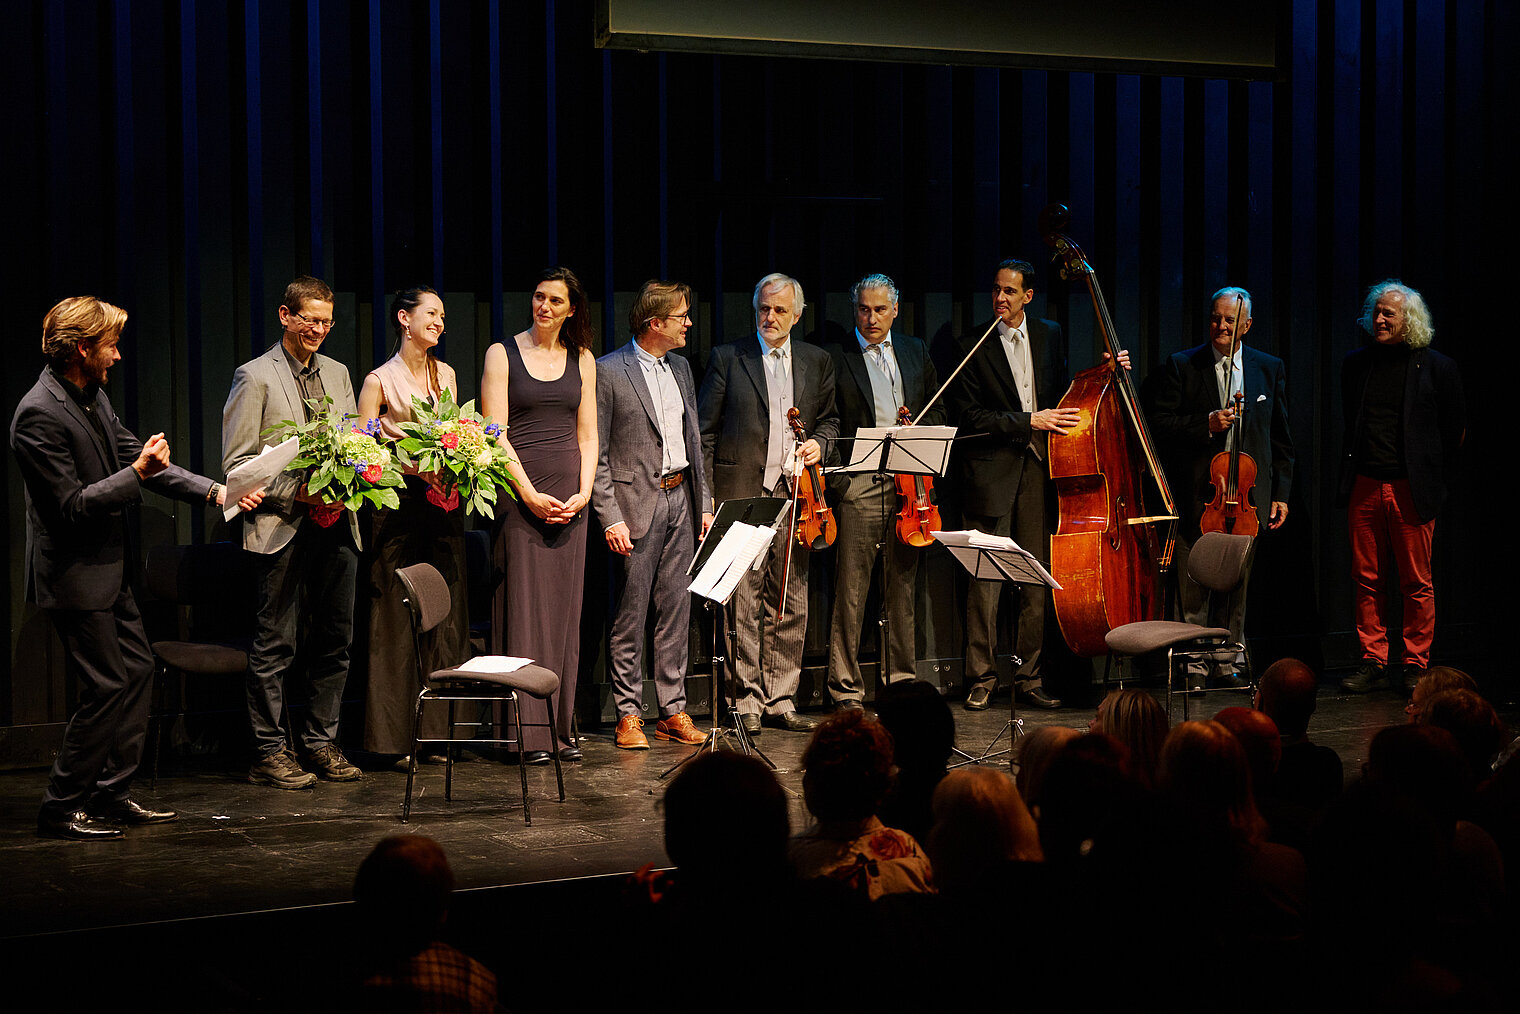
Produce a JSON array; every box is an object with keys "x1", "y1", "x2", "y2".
[
  {"x1": 592, "y1": 280, "x2": 711, "y2": 750},
  {"x1": 222, "y1": 276, "x2": 363, "y2": 789}
]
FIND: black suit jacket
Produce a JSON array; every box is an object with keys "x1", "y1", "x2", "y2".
[
  {"x1": 10, "y1": 367, "x2": 213, "y2": 611},
  {"x1": 1336, "y1": 343, "x2": 1465, "y2": 523},
  {"x1": 947, "y1": 317, "x2": 1068, "y2": 518},
  {"x1": 697, "y1": 334, "x2": 839, "y2": 512},
  {"x1": 1143, "y1": 343, "x2": 1295, "y2": 541},
  {"x1": 827, "y1": 331, "x2": 944, "y2": 497}
]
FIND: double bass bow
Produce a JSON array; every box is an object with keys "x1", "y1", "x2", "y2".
[
  {"x1": 893, "y1": 406, "x2": 940, "y2": 547},
  {"x1": 1199, "y1": 293, "x2": 1260, "y2": 536},
  {"x1": 1040, "y1": 204, "x2": 1178, "y2": 657}
]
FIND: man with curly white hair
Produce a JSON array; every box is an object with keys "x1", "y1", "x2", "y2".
[{"x1": 1338, "y1": 281, "x2": 1466, "y2": 695}]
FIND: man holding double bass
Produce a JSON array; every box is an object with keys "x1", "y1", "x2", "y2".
[{"x1": 1142, "y1": 286, "x2": 1295, "y2": 687}]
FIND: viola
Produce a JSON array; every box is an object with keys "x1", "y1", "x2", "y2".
[
  {"x1": 786, "y1": 407, "x2": 837, "y2": 549},
  {"x1": 893, "y1": 406, "x2": 940, "y2": 547}
]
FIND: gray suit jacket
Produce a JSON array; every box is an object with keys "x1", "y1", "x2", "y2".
[
  {"x1": 697, "y1": 334, "x2": 839, "y2": 513},
  {"x1": 10, "y1": 367, "x2": 213, "y2": 610},
  {"x1": 222, "y1": 344, "x2": 362, "y2": 554},
  {"x1": 592, "y1": 339, "x2": 708, "y2": 540}
]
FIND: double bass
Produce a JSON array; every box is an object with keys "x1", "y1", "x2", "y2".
[{"x1": 1041, "y1": 205, "x2": 1178, "y2": 657}]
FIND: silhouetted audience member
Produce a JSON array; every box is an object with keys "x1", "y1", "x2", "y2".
[
  {"x1": 1012, "y1": 724, "x2": 1080, "y2": 819},
  {"x1": 1417, "y1": 688, "x2": 1506, "y2": 785},
  {"x1": 1404, "y1": 666, "x2": 1479, "y2": 724},
  {"x1": 926, "y1": 766, "x2": 1043, "y2": 895},
  {"x1": 1214, "y1": 705, "x2": 1282, "y2": 809},
  {"x1": 1036, "y1": 732, "x2": 1153, "y2": 868},
  {"x1": 1090, "y1": 688, "x2": 1169, "y2": 787},
  {"x1": 874, "y1": 679, "x2": 955, "y2": 845},
  {"x1": 352, "y1": 835, "x2": 499, "y2": 1014},
  {"x1": 789, "y1": 709, "x2": 933, "y2": 899},
  {"x1": 1254, "y1": 658, "x2": 1343, "y2": 845}
]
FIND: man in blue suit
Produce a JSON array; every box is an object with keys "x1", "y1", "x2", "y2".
[
  {"x1": 11, "y1": 296, "x2": 254, "y2": 839},
  {"x1": 1144, "y1": 286, "x2": 1296, "y2": 686},
  {"x1": 592, "y1": 279, "x2": 710, "y2": 750}
]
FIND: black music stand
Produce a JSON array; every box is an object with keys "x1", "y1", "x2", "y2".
[{"x1": 661, "y1": 496, "x2": 788, "y2": 779}]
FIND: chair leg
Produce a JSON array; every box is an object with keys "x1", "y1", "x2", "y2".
[
  {"x1": 403, "y1": 690, "x2": 425, "y2": 822},
  {"x1": 512, "y1": 693, "x2": 532, "y2": 825}
]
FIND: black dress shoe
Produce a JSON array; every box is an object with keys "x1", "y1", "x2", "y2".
[
  {"x1": 763, "y1": 711, "x2": 820, "y2": 733},
  {"x1": 38, "y1": 810, "x2": 124, "y2": 841},
  {"x1": 964, "y1": 685, "x2": 993, "y2": 711},
  {"x1": 89, "y1": 798, "x2": 178, "y2": 825},
  {"x1": 739, "y1": 714, "x2": 762, "y2": 736},
  {"x1": 558, "y1": 745, "x2": 583, "y2": 762},
  {"x1": 522, "y1": 750, "x2": 553, "y2": 766},
  {"x1": 1207, "y1": 672, "x2": 1249, "y2": 690},
  {"x1": 1015, "y1": 687, "x2": 1063, "y2": 710}
]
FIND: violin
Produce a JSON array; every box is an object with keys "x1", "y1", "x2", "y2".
[
  {"x1": 893, "y1": 406, "x2": 940, "y2": 547},
  {"x1": 787, "y1": 407, "x2": 837, "y2": 549},
  {"x1": 1199, "y1": 295, "x2": 1260, "y2": 536}
]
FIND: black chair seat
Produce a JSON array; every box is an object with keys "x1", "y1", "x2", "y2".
[
  {"x1": 151, "y1": 640, "x2": 250, "y2": 675},
  {"x1": 1105, "y1": 621, "x2": 1233, "y2": 656},
  {"x1": 428, "y1": 663, "x2": 559, "y2": 698}
]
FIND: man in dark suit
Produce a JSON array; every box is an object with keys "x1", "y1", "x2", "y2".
[
  {"x1": 1144, "y1": 286, "x2": 1295, "y2": 686},
  {"x1": 825, "y1": 274, "x2": 944, "y2": 708},
  {"x1": 11, "y1": 296, "x2": 254, "y2": 840},
  {"x1": 592, "y1": 279, "x2": 711, "y2": 750},
  {"x1": 1336, "y1": 281, "x2": 1465, "y2": 693},
  {"x1": 223, "y1": 276, "x2": 364, "y2": 789},
  {"x1": 697, "y1": 273, "x2": 839, "y2": 734},
  {"x1": 949, "y1": 259, "x2": 1073, "y2": 711}
]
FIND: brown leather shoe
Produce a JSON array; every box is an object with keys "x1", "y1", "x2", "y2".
[
  {"x1": 615, "y1": 714, "x2": 649, "y2": 750},
  {"x1": 655, "y1": 711, "x2": 708, "y2": 745}
]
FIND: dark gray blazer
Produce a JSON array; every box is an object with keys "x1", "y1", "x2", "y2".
[
  {"x1": 10, "y1": 367, "x2": 213, "y2": 611},
  {"x1": 592, "y1": 339, "x2": 708, "y2": 540},
  {"x1": 827, "y1": 331, "x2": 945, "y2": 497},
  {"x1": 697, "y1": 334, "x2": 839, "y2": 513}
]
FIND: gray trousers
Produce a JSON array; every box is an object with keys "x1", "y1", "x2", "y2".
[
  {"x1": 732, "y1": 482, "x2": 809, "y2": 717},
  {"x1": 828, "y1": 475, "x2": 918, "y2": 702},
  {"x1": 608, "y1": 485, "x2": 694, "y2": 719},
  {"x1": 964, "y1": 465, "x2": 1047, "y2": 693}
]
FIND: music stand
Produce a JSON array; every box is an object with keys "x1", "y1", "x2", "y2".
[
  {"x1": 832, "y1": 424, "x2": 956, "y2": 688},
  {"x1": 934, "y1": 530, "x2": 1062, "y2": 768},
  {"x1": 661, "y1": 496, "x2": 788, "y2": 779}
]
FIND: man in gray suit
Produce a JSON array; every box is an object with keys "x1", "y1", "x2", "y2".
[
  {"x1": 697, "y1": 273, "x2": 838, "y2": 735},
  {"x1": 825, "y1": 274, "x2": 944, "y2": 708},
  {"x1": 223, "y1": 276, "x2": 364, "y2": 789},
  {"x1": 592, "y1": 280, "x2": 711, "y2": 750},
  {"x1": 12, "y1": 296, "x2": 253, "y2": 839}
]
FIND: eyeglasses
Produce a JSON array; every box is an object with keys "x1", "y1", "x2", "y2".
[
  {"x1": 291, "y1": 310, "x2": 336, "y2": 331},
  {"x1": 660, "y1": 312, "x2": 694, "y2": 324}
]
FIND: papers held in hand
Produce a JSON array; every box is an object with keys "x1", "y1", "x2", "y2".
[
  {"x1": 222, "y1": 436, "x2": 300, "y2": 520},
  {"x1": 688, "y1": 522, "x2": 776, "y2": 605},
  {"x1": 932, "y1": 529, "x2": 1062, "y2": 590}
]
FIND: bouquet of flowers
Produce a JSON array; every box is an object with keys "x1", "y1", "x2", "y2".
[
  {"x1": 261, "y1": 397, "x2": 405, "y2": 523},
  {"x1": 395, "y1": 388, "x2": 517, "y2": 518}
]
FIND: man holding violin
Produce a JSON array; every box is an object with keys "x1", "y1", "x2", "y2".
[
  {"x1": 1143, "y1": 286, "x2": 1295, "y2": 688},
  {"x1": 697, "y1": 273, "x2": 838, "y2": 734},
  {"x1": 825, "y1": 274, "x2": 943, "y2": 709}
]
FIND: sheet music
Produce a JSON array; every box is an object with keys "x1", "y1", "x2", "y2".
[
  {"x1": 689, "y1": 522, "x2": 775, "y2": 603},
  {"x1": 885, "y1": 425, "x2": 956, "y2": 474},
  {"x1": 222, "y1": 436, "x2": 299, "y2": 520},
  {"x1": 931, "y1": 529, "x2": 1062, "y2": 589}
]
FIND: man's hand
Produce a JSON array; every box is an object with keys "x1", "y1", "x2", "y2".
[
  {"x1": 798, "y1": 438, "x2": 822, "y2": 468},
  {"x1": 1269, "y1": 501, "x2": 1289, "y2": 530},
  {"x1": 1102, "y1": 350, "x2": 1133, "y2": 371},
  {"x1": 702, "y1": 512, "x2": 714, "y2": 538},
  {"x1": 1208, "y1": 406, "x2": 1238, "y2": 434},
  {"x1": 605, "y1": 522, "x2": 633, "y2": 556},
  {"x1": 1031, "y1": 407, "x2": 1082, "y2": 435},
  {"x1": 133, "y1": 433, "x2": 171, "y2": 479}
]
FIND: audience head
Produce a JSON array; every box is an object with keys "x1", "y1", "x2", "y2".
[
  {"x1": 1365, "y1": 724, "x2": 1470, "y2": 832},
  {"x1": 800, "y1": 709, "x2": 896, "y2": 824},
  {"x1": 1404, "y1": 667, "x2": 1478, "y2": 723},
  {"x1": 1091, "y1": 689, "x2": 1169, "y2": 784},
  {"x1": 1417, "y1": 688, "x2": 1505, "y2": 783},
  {"x1": 1255, "y1": 657, "x2": 1319, "y2": 738},
  {"x1": 928, "y1": 768, "x2": 1042, "y2": 894},
  {"x1": 663, "y1": 751, "x2": 789, "y2": 884},
  {"x1": 1214, "y1": 705, "x2": 1282, "y2": 792},
  {"x1": 1013, "y1": 725, "x2": 1081, "y2": 815},
  {"x1": 1158, "y1": 720, "x2": 1267, "y2": 848},
  {"x1": 873, "y1": 679, "x2": 954, "y2": 775},
  {"x1": 353, "y1": 835, "x2": 455, "y2": 955},
  {"x1": 1036, "y1": 732, "x2": 1149, "y2": 864}
]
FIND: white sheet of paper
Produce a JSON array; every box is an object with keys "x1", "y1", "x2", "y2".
[
  {"x1": 837, "y1": 424, "x2": 956, "y2": 475},
  {"x1": 454, "y1": 655, "x2": 535, "y2": 674},
  {"x1": 689, "y1": 522, "x2": 775, "y2": 603},
  {"x1": 222, "y1": 436, "x2": 300, "y2": 520},
  {"x1": 931, "y1": 529, "x2": 1062, "y2": 589}
]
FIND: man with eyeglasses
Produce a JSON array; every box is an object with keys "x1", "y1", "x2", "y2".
[
  {"x1": 223, "y1": 276, "x2": 364, "y2": 789},
  {"x1": 591, "y1": 280, "x2": 711, "y2": 750}
]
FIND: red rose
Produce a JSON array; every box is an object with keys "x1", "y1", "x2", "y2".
[
  {"x1": 441, "y1": 432, "x2": 460, "y2": 449},
  {"x1": 361, "y1": 464, "x2": 382, "y2": 483}
]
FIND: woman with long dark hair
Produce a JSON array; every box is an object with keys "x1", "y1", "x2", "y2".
[{"x1": 480, "y1": 267, "x2": 597, "y2": 762}]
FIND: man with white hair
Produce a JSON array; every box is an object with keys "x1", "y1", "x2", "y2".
[
  {"x1": 697, "y1": 273, "x2": 838, "y2": 734},
  {"x1": 1338, "y1": 281, "x2": 1466, "y2": 694}
]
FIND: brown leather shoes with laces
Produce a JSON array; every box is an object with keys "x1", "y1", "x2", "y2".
[
  {"x1": 655, "y1": 711, "x2": 708, "y2": 745},
  {"x1": 615, "y1": 714, "x2": 649, "y2": 750}
]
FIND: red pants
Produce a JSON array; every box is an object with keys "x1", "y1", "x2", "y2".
[{"x1": 1349, "y1": 475, "x2": 1435, "y2": 667}]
